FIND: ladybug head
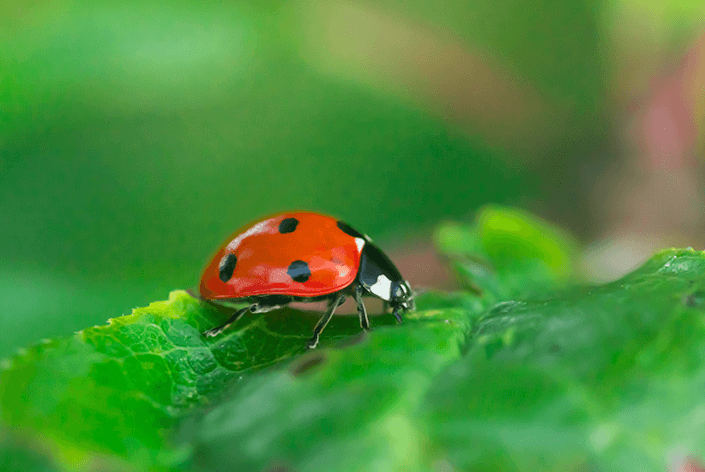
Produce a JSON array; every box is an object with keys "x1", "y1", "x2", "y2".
[{"x1": 390, "y1": 280, "x2": 414, "y2": 312}]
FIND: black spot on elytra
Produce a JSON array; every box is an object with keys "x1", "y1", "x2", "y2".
[
  {"x1": 337, "y1": 220, "x2": 365, "y2": 239},
  {"x1": 287, "y1": 260, "x2": 311, "y2": 283},
  {"x1": 290, "y1": 351, "x2": 327, "y2": 376},
  {"x1": 218, "y1": 254, "x2": 237, "y2": 282},
  {"x1": 279, "y1": 217, "x2": 299, "y2": 234}
]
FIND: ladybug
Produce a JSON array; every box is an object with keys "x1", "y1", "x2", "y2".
[{"x1": 199, "y1": 211, "x2": 414, "y2": 348}]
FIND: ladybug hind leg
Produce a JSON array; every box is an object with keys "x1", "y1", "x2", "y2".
[
  {"x1": 354, "y1": 284, "x2": 371, "y2": 331},
  {"x1": 307, "y1": 293, "x2": 346, "y2": 349},
  {"x1": 203, "y1": 304, "x2": 254, "y2": 337}
]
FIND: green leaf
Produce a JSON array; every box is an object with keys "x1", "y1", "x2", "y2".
[
  {"x1": 423, "y1": 248, "x2": 705, "y2": 471},
  {"x1": 194, "y1": 294, "x2": 478, "y2": 472},
  {"x1": 4, "y1": 216, "x2": 705, "y2": 472},
  {"x1": 435, "y1": 205, "x2": 579, "y2": 302},
  {"x1": 0, "y1": 291, "x2": 397, "y2": 470},
  {"x1": 192, "y1": 249, "x2": 705, "y2": 472}
]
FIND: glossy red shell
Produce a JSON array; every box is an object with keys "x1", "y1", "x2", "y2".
[{"x1": 199, "y1": 212, "x2": 365, "y2": 300}]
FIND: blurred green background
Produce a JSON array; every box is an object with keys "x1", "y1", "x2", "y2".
[{"x1": 2, "y1": 0, "x2": 704, "y2": 358}]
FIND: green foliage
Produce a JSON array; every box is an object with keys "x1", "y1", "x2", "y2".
[
  {"x1": 424, "y1": 249, "x2": 705, "y2": 471},
  {"x1": 2, "y1": 208, "x2": 705, "y2": 471},
  {"x1": 435, "y1": 205, "x2": 579, "y2": 301},
  {"x1": 0, "y1": 292, "x2": 392, "y2": 470}
]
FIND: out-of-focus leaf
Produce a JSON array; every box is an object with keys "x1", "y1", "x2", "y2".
[
  {"x1": 435, "y1": 205, "x2": 579, "y2": 302},
  {"x1": 424, "y1": 249, "x2": 705, "y2": 471}
]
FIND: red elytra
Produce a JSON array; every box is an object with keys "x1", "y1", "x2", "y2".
[
  {"x1": 198, "y1": 211, "x2": 414, "y2": 348},
  {"x1": 199, "y1": 212, "x2": 363, "y2": 300}
]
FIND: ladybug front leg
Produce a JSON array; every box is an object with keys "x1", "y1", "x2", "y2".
[
  {"x1": 353, "y1": 284, "x2": 371, "y2": 331},
  {"x1": 391, "y1": 306, "x2": 404, "y2": 324},
  {"x1": 307, "y1": 293, "x2": 346, "y2": 349},
  {"x1": 203, "y1": 304, "x2": 254, "y2": 337}
]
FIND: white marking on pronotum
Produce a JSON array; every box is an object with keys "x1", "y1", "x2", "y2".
[
  {"x1": 226, "y1": 219, "x2": 272, "y2": 252},
  {"x1": 370, "y1": 274, "x2": 392, "y2": 300},
  {"x1": 354, "y1": 237, "x2": 365, "y2": 252}
]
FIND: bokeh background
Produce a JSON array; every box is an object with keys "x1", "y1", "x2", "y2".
[{"x1": 2, "y1": 0, "x2": 704, "y2": 358}]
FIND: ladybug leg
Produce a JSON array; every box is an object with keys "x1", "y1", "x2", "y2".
[
  {"x1": 354, "y1": 284, "x2": 370, "y2": 331},
  {"x1": 392, "y1": 306, "x2": 404, "y2": 324},
  {"x1": 382, "y1": 301, "x2": 389, "y2": 314},
  {"x1": 203, "y1": 304, "x2": 254, "y2": 337},
  {"x1": 307, "y1": 293, "x2": 346, "y2": 349}
]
